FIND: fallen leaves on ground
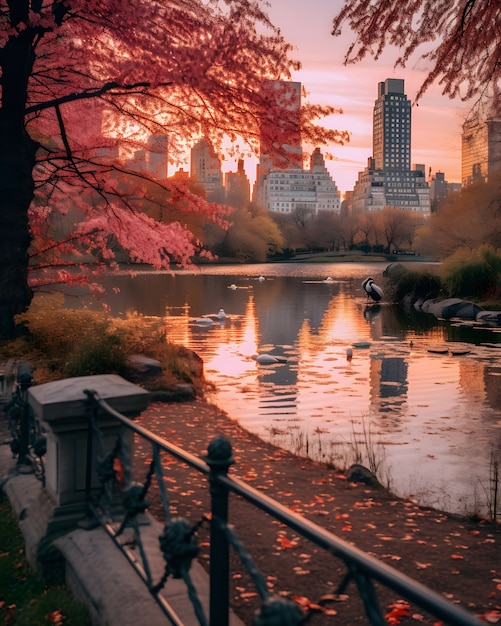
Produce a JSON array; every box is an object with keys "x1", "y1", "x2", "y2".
[
  {"x1": 478, "y1": 609, "x2": 501, "y2": 623},
  {"x1": 385, "y1": 599, "x2": 411, "y2": 624},
  {"x1": 276, "y1": 535, "x2": 299, "y2": 549},
  {"x1": 44, "y1": 610, "x2": 65, "y2": 624},
  {"x1": 290, "y1": 595, "x2": 338, "y2": 616}
]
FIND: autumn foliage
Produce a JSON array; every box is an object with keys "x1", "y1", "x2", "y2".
[
  {"x1": 0, "y1": 0, "x2": 347, "y2": 338},
  {"x1": 332, "y1": 0, "x2": 501, "y2": 103}
]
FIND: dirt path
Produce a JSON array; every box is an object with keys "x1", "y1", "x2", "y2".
[{"x1": 135, "y1": 398, "x2": 500, "y2": 625}]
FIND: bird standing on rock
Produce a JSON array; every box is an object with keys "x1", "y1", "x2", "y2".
[{"x1": 362, "y1": 277, "x2": 383, "y2": 302}]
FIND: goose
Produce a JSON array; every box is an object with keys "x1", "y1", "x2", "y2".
[
  {"x1": 251, "y1": 353, "x2": 287, "y2": 364},
  {"x1": 194, "y1": 317, "x2": 214, "y2": 326},
  {"x1": 362, "y1": 277, "x2": 383, "y2": 302},
  {"x1": 196, "y1": 308, "x2": 227, "y2": 324},
  {"x1": 209, "y1": 308, "x2": 226, "y2": 321}
]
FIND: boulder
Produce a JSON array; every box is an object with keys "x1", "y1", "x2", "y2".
[
  {"x1": 178, "y1": 347, "x2": 204, "y2": 379},
  {"x1": 476, "y1": 310, "x2": 501, "y2": 326},
  {"x1": 150, "y1": 384, "x2": 196, "y2": 403},
  {"x1": 422, "y1": 298, "x2": 484, "y2": 320},
  {"x1": 126, "y1": 354, "x2": 163, "y2": 377},
  {"x1": 345, "y1": 464, "x2": 381, "y2": 488}
]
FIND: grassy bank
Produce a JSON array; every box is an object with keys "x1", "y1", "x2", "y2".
[{"x1": 0, "y1": 493, "x2": 90, "y2": 625}]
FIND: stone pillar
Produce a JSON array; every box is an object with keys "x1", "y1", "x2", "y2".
[{"x1": 26, "y1": 374, "x2": 150, "y2": 542}]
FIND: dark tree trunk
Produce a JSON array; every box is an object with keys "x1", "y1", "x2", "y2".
[
  {"x1": 0, "y1": 123, "x2": 37, "y2": 339},
  {"x1": 0, "y1": 11, "x2": 38, "y2": 339}
]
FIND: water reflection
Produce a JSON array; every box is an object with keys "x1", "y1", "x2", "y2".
[{"x1": 65, "y1": 263, "x2": 501, "y2": 517}]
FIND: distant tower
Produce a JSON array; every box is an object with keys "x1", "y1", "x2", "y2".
[
  {"x1": 373, "y1": 78, "x2": 411, "y2": 171},
  {"x1": 461, "y1": 114, "x2": 501, "y2": 187},
  {"x1": 190, "y1": 138, "x2": 225, "y2": 202},
  {"x1": 259, "y1": 80, "x2": 302, "y2": 171},
  {"x1": 253, "y1": 81, "x2": 302, "y2": 205},
  {"x1": 429, "y1": 172, "x2": 448, "y2": 212},
  {"x1": 225, "y1": 160, "x2": 250, "y2": 209},
  {"x1": 129, "y1": 150, "x2": 147, "y2": 173},
  {"x1": 147, "y1": 134, "x2": 168, "y2": 179}
]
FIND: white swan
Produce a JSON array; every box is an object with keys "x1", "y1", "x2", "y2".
[
  {"x1": 213, "y1": 308, "x2": 226, "y2": 320},
  {"x1": 196, "y1": 308, "x2": 227, "y2": 324},
  {"x1": 194, "y1": 317, "x2": 214, "y2": 325},
  {"x1": 258, "y1": 276, "x2": 265, "y2": 282},
  {"x1": 252, "y1": 353, "x2": 287, "y2": 364},
  {"x1": 228, "y1": 284, "x2": 237, "y2": 290}
]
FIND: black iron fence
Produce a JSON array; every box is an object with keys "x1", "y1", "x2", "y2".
[
  {"x1": 72, "y1": 388, "x2": 482, "y2": 626},
  {"x1": 3, "y1": 360, "x2": 46, "y2": 482}
]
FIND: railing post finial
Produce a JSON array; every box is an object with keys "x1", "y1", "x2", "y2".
[{"x1": 204, "y1": 435, "x2": 234, "y2": 470}]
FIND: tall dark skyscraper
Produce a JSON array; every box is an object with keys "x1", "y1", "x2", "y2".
[{"x1": 373, "y1": 78, "x2": 411, "y2": 171}]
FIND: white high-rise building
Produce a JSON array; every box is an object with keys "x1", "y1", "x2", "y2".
[{"x1": 265, "y1": 148, "x2": 340, "y2": 214}]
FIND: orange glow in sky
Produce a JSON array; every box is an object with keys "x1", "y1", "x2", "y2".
[
  {"x1": 267, "y1": 0, "x2": 467, "y2": 193},
  {"x1": 216, "y1": 0, "x2": 468, "y2": 196}
]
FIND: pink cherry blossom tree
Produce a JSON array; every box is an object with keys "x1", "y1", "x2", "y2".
[{"x1": 0, "y1": 1, "x2": 349, "y2": 339}]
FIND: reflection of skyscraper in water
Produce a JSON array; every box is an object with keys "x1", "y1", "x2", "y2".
[
  {"x1": 369, "y1": 356, "x2": 408, "y2": 419},
  {"x1": 253, "y1": 279, "x2": 337, "y2": 400},
  {"x1": 459, "y1": 359, "x2": 501, "y2": 414},
  {"x1": 380, "y1": 358, "x2": 408, "y2": 397},
  {"x1": 484, "y1": 366, "x2": 501, "y2": 412}
]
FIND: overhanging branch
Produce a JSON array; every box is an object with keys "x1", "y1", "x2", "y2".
[{"x1": 24, "y1": 79, "x2": 174, "y2": 115}]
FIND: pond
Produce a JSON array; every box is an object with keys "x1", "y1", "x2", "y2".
[{"x1": 66, "y1": 262, "x2": 501, "y2": 518}]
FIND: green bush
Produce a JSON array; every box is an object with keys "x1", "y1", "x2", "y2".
[
  {"x1": 65, "y1": 333, "x2": 125, "y2": 377},
  {"x1": 13, "y1": 294, "x2": 126, "y2": 378},
  {"x1": 443, "y1": 245, "x2": 501, "y2": 300},
  {"x1": 8, "y1": 294, "x2": 200, "y2": 387},
  {"x1": 383, "y1": 263, "x2": 442, "y2": 302}
]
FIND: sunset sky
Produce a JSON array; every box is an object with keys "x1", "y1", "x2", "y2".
[{"x1": 239, "y1": 0, "x2": 470, "y2": 195}]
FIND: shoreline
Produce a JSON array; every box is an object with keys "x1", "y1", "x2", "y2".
[{"x1": 137, "y1": 397, "x2": 500, "y2": 625}]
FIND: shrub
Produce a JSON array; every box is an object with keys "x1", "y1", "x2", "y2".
[
  {"x1": 10, "y1": 294, "x2": 199, "y2": 386},
  {"x1": 65, "y1": 333, "x2": 125, "y2": 377},
  {"x1": 442, "y1": 245, "x2": 501, "y2": 300},
  {"x1": 15, "y1": 294, "x2": 112, "y2": 358},
  {"x1": 383, "y1": 263, "x2": 442, "y2": 302}
]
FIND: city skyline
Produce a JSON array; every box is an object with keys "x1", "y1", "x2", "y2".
[
  {"x1": 190, "y1": 0, "x2": 470, "y2": 197},
  {"x1": 266, "y1": 0, "x2": 468, "y2": 193}
]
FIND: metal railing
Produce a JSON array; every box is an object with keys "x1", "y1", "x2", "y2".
[
  {"x1": 3, "y1": 361, "x2": 46, "y2": 482},
  {"x1": 78, "y1": 389, "x2": 482, "y2": 626}
]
